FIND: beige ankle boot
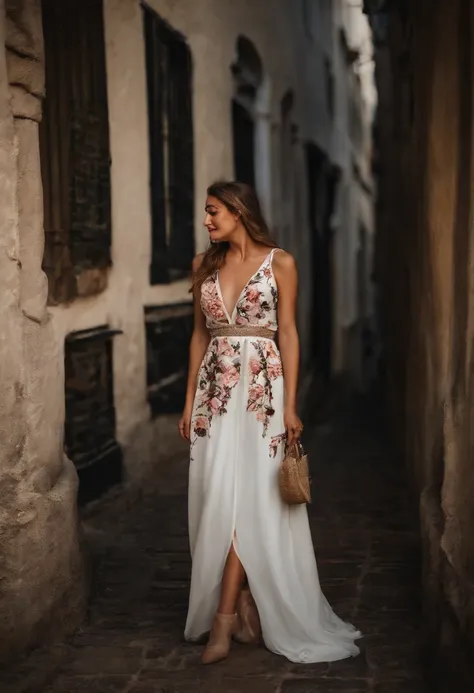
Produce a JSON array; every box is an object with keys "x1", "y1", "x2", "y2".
[
  {"x1": 234, "y1": 588, "x2": 262, "y2": 644},
  {"x1": 201, "y1": 613, "x2": 238, "y2": 664}
]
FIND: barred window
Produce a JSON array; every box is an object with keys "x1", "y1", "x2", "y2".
[
  {"x1": 142, "y1": 5, "x2": 195, "y2": 284},
  {"x1": 64, "y1": 326, "x2": 122, "y2": 504},
  {"x1": 144, "y1": 303, "x2": 194, "y2": 417},
  {"x1": 40, "y1": 0, "x2": 112, "y2": 305}
]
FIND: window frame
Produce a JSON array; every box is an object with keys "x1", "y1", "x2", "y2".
[{"x1": 142, "y1": 3, "x2": 196, "y2": 285}]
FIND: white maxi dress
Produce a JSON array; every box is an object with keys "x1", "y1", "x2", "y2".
[{"x1": 185, "y1": 249, "x2": 361, "y2": 663}]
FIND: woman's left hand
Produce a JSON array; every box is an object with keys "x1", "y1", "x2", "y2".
[{"x1": 284, "y1": 407, "x2": 304, "y2": 447}]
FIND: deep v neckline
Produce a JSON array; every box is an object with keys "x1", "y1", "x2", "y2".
[{"x1": 216, "y1": 251, "x2": 273, "y2": 324}]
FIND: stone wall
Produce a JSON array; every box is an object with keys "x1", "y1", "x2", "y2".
[
  {"x1": 0, "y1": 0, "x2": 86, "y2": 663},
  {"x1": 370, "y1": 0, "x2": 474, "y2": 688}
]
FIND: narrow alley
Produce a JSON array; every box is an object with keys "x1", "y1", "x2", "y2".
[
  {"x1": 3, "y1": 0, "x2": 474, "y2": 691},
  {"x1": 1, "y1": 393, "x2": 427, "y2": 693}
]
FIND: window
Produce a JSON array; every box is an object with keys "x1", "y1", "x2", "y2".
[
  {"x1": 324, "y1": 58, "x2": 335, "y2": 119},
  {"x1": 231, "y1": 36, "x2": 263, "y2": 186},
  {"x1": 64, "y1": 326, "x2": 122, "y2": 504},
  {"x1": 301, "y1": 0, "x2": 314, "y2": 41},
  {"x1": 144, "y1": 303, "x2": 194, "y2": 416},
  {"x1": 143, "y1": 5, "x2": 195, "y2": 284},
  {"x1": 280, "y1": 90, "x2": 295, "y2": 195},
  {"x1": 40, "y1": 0, "x2": 112, "y2": 305},
  {"x1": 232, "y1": 100, "x2": 256, "y2": 187}
]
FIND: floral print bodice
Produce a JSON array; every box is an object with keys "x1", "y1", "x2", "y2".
[
  {"x1": 191, "y1": 248, "x2": 285, "y2": 460},
  {"x1": 200, "y1": 249, "x2": 279, "y2": 330}
]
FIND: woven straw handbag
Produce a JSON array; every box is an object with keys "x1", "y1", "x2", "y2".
[{"x1": 279, "y1": 440, "x2": 311, "y2": 505}]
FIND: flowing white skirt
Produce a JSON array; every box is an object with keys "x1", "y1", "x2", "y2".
[{"x1": 185, "y1": 336, "x2": 361, "y2": 663}]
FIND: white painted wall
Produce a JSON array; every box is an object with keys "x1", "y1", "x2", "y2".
[
  {"x1": 330, "y1": 0, "x2": 376, "y2": 376},
  {"x1": 49, "y1": 0, "x2": 324, "y2": 483},
  {"x1": 48, "y1": 0, "x2": 376, "y2": 483}
]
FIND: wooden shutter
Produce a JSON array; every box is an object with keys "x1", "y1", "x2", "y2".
[
  {"x1": 167, "y1": 40, "x2": 195, "y2": 275},
  {"x1": 143, "y1": 6, "x2": 195, "y2": 283},
  {"x1": 64, "y1": 325, "x2": 122, "y2": 504},
  {"x1": 143, "y1": 6, "x2": 169, "y2": 283},
  {"x1": 145, "y1": 303, "x2": 194, "y2": 416},
  {"x1": 40, "y1": 0, "x2": 112, "y2": 305}
]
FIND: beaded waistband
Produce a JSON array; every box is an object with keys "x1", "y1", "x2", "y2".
[{"x1": 209, "y1": 325, "x2": 276, "y2": 340}]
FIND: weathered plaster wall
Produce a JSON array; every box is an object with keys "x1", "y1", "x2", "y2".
[
  {"x1": 0, "y1": 0, "x2": 86, "y2": 663},
  {"x1": 49, "y1": 0, "x2": 320, "y2": 486},
  {"x1": 328, "y1": 1, "x2": 376, "y2": 381},
  {"x1": 372, "y1": 0, "x2": 474, "y2": 689}
]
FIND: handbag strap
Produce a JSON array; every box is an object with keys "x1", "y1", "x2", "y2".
[{"x1": 287, "y1": 440, "x2": 305, "y2": 458}]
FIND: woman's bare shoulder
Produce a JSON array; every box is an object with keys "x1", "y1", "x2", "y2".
[{"x1": 273, "y1": 249, "x2": 297, "y2": 274}]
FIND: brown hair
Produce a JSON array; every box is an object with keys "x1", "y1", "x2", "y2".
[{"x1": 191, "y1": 181, "x2": 278, "y2": 292}]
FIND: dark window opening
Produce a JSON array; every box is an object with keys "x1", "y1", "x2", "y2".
[
  {"x1": 324, "y1": 57, "x2": 335, "y2": 119},
  {"x1": 281, "y1": 90, "x2": 295, "y2": 196},
  {"x1": 306, "y1": 144, "x2": 338, "y2": 383},
  {"x1": 231, "y1": 36, "x2": 263, "y2": 186},
  {"x1": 65, "y1": 326, "x2": 123, "y2": 504},
  {"x1": 40, "y1": 0, "x2": 112, "y2": 305},
  {"x1": 143, "y1": 5, "x2": 195, "y2": 284},
  {"x1": 145, "y1": 303, "x2": 194, "y2": 416},
  {"x1": 232, "y1": 100, "x2": 256, "y2": 187}
]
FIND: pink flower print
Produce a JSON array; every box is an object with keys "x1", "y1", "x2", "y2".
[
  {"x1": 209, "y1": 396, "x2": 223, "y2": 415},
  {"x1": 267, "y1": 361, "x2": 283, "y2": 379},
  {"x1": 246, "y1": 287, "x2": 261, "y2": 303},
  {"x1": 193, "y1": 416, "x2": 209, "y2": 437},
  {"x1": 190, "y1": 339, "x2": 242, "y2": 453},
  {"x1": 248, "y1": 383, "x2": 265, "y2": 407},
  {"x1": 201, "y1": 279, "x2": 226, "y2": 322},
  {"x1": 245, "y1": 301, "x2": 262, "y2": 318},
  {"x1": 263, "y1": 266, "x2": 272, "y2": 279},
  {"x1": 235, "y1": 313, "x2": 249, "y2": 325},
  {"x1": 247, "y1": 340, "x2": 281, "y2": 436},
  {"x1": 217, "y1": 340, "x2": 234, "y2": 357},
  {"x1": 194, "y1": 415, "x2": 208, "y2": 429},
  {"x1": 266, "y1": 342, "x2": 279, "y2": 360},
  {"x1": 269, "y1": 432, "x2": 287, "y2": 458},
  {"x1": 249, "y1": 358, "x2": 261, "y2": 376},
  {"x1": 221, "y1": 364, "x2": 240, "y2": 388}
]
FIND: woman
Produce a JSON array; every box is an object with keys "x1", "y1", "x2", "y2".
[{"x1": 178, "y1": 181, "x2": 361, "y2": 665}]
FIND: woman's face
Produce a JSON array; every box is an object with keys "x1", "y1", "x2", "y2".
[{"x1": 204, "y1": 195, "x2": 240, "y2": 243}]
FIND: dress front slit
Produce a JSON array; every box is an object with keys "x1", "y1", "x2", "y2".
[{"x1": 185, "y1": 249, "x2": 361, "y2": 663}]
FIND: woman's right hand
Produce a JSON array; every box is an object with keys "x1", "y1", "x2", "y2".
[{"x1": 178, "y1": 407, "x2": 192, "y2": 441}]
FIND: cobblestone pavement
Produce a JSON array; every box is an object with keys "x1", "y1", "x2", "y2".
[{"x1": 1, "y1": 394, "x2": 429, "y2": 693}]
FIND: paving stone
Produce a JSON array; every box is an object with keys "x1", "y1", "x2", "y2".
[
  {"x1": 287, "y1": 662, "x2": 329, "y2": 678},
  {"x1": 0, "y1": 394, "x2": 430, "y2": 693},
  {"x1": 65, "y1": 647, "x2": 143, "y2": 676},
  {"x1": 130, "y1": 680, "x2": 278, "y2": 693},
  {"x1": 281, "y1": 679, "x2": 369, "y2": 692},
  {"x1": 326, "y1": 651, "x2": 371, "y2": 678},
  {"x1": 44, "y1": 676, "x2": 131, "y2": 693},
  {"x1": 373, "y1": 681, "x2": 427, "y2": 693}
]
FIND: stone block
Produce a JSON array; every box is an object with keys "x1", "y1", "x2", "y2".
[
  {"x1": 0, "y1": 457, "x2": 87, "y2": 663},
  {"x1": 5, "y1": 0, "x2": 44, "y2": 61},
  {"x1": 6, "y1": 48, "x2": 44, "y2": 96},
  {"x1": 10, "y1": 85, "x2": 41, "y2": 121}
]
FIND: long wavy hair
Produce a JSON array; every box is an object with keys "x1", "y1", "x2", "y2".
[{"x1": 191, "y1": 181, "x2": 278, "y2": 292}]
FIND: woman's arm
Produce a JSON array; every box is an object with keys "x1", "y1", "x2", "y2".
[
  {"x1": 273, "y1": 250, "x2": 303, "y2": 446},
  {"x1": 178, "y1": 254, "x2": 211, "y2": 440}
]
